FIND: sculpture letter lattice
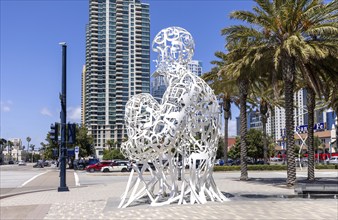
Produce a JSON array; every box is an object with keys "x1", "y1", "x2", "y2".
[{"x1": 119, "y1": 27, "x2": 228, "y2": 208}]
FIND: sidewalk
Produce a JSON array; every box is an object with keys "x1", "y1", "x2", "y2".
[{"x1": 1, "y1": 171, "x2": 337, "y2": 220}]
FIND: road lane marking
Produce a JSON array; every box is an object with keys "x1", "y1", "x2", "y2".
[
  {"x1": 19, "y1": 171, "x2": 49, "y2": 188},
  {"x1": 74, "y1": 172, "x2": 80, "y2": 186}
]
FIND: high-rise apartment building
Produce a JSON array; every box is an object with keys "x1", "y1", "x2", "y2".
[
  {"x1": 266, "y1": 89, "x2": 307, "y2": 141},
  {"x1": 152, "y1": 60, "x2": 203, "y2": 101},
  {"x1": 236, "y1": 89, "x2": 308, "y2": 140},
  {"x1": 236, "y1": 88, "x2": 336, "y2": 144},
  {"x1": 82, "y1": 0, "x2": 150, "y2": 156},
  {"x1": 187, "y1": 60, "x2": 203, "y2": 77}
]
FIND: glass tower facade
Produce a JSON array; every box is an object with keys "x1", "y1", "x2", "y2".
[{"x1": 82, "y1": 0, "x2": 150, "y2": 155}]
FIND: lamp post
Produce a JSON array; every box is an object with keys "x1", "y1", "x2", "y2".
[{"x1": 58, "y1": 42, "x2": 69, "y2": 192}]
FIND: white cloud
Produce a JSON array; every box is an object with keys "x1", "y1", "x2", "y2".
[
  {"x1": 1, "y1": 100, "x2": 12, "y2": 112},
  {"x1": 68, "y1": 106, "x2": 81, "y2": 121},
  {"x1": 3, "y1": 106, "x2": 10, "y2": 112},
  {"x1": 40, "y1": 107, "x2": 53, "y2": 117}
]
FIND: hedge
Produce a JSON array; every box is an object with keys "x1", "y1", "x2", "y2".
[
  {"x1": 315, "y1": 164, "x2": 338, "y2": 169},
  {"x1": 213, "y1": 165, "x2": 287, "y2": 171},
  {"x1": 213, "y1": 164, "x2": 338, "y2": 171}
]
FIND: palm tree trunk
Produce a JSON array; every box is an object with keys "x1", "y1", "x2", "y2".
[
  {"x1": 224, "y1": 114, "x2": 229, "y2": 164},
  {"x1": 223, "y1": 99, "x2": 231, "y2": 164},
  {"x1": 238, "y1": 78, "x2": 248, "y2": 181},
  {"x1": 307, "y1": 88, "x2": 315, "y2": 181},
  {"x1": 262, "y1": 115, "x2": 268, "y2": 164},
  {"x1": 271, "y1": 107, "x2": 276, "y2": 143},
  {"x1": 282, "y1": 56, "x2": 296, "y2": 187}
]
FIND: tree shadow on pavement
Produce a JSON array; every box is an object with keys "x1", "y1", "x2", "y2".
[{"x1": 244, "y1": 176, "x2": 338, "y2": 188}]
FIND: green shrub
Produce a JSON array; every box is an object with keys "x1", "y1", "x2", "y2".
[
  {"x1": 315, "y1": 164, "x2": 337, "y2": 169},
  {"x1": 213, "y1": 164, "x2": 287, "y2": 171}
]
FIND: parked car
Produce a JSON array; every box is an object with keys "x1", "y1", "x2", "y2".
[
  {"x1": 43, "y1": 160, "x2": 51, "y2": 167},
  {"x1": 8, "y1": 160, "x2": 14, "y2": 165},
  {"x1": 136, "y1": 162, "x2": 156, "y2": 171},
  {"x1": 18, "y1": 160, "x2": 26, "y2": 166},
  {"x1": 33, "y1": 160, "x2": 44, "y2": 168},
  {"x1": 214, "y1": 159, "x2": 225, "y2": 166},
  {"x1": 85, "y1": 161, "x2": 112, "y2": 172},
  {"x1": 101, "y1": 161, "x2": 130, "y2": 172},
  {"x1": 327, "y1": 156, "x2": 338, "y2": 165},
  {"x1": 87, "y1": 158, "x2": 100, "y2": 166}
]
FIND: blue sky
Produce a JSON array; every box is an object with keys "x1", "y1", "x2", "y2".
[{"x1": 1, "y1": 0, "x2": 254, "y2": 148}]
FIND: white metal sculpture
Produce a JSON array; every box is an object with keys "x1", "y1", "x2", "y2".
[{"x1": 119, "y1": 27, "x2": 228, "y2": 208}]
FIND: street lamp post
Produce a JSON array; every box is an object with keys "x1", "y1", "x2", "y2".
[{"x1": 58, "y1": 42, "x2": 69, "y2": 192}]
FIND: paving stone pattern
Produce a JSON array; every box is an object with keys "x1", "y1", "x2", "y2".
[{"x1": 1, "y1": 173, "x2": 337, "y2": 219}]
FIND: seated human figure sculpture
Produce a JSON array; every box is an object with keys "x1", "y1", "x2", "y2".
[{"x1": 119, "y1": 27, "x2": 227, "y2": 208}]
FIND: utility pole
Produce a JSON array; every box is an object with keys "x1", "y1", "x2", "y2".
[{"x1": 58, "y1": 42, "x2": 69, "y2": 192}]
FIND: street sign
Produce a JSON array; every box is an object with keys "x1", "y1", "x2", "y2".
[{"x1": 296, "y1": 122, "x2": 325, "y2": 133}]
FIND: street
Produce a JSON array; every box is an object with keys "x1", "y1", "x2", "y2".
[
  {"x1": 0, "y1": 165, "x2": 337, "y2": 220},
  {"x1": 0, "y1": 164, "x2": 75, "y2": 197},
  {"x1": 1, "y1": 164, "x2": 337, "y2": 199}
]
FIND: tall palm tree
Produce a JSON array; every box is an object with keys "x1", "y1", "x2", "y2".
[
  {"x1": 0, "y1": 138, "x2": 6, "y2": 162},
  {"x1": 297, "y1": 53, "x2": 338, "y2": 181},
  {"x1": 30, "y1": 144, "x2": 35, "y2": 162},
  {"x1": 221, "y1": 0, "x2": 338, "y2": 187},
  {"x1": 8, "y1": 141, "x2": 14, "y2": 161},
  {"x1": 217, "y1": 41, "x2": 258, "y2": 181},
  {"x1": 26, "y1": 137, "x2": 31, "y2": 153},
  {"x1": 324, "y1": 79, "x2": 338, "y2": 150},
  {"x1": 203, "y1": 51, "x2": 239, "y2": 164},
  {"x1": 248, "y1": 80, "x2": 284, "y2": 164}
]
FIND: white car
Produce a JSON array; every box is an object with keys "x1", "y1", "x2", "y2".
[
  {"x1": 101, "y1": 161, "x2": 130, "y2": 172},
  {"x1": 327, "y1": 156, "x2": 338, "y2": 165},
  {"x1": 18, "y1": 160, "x2": 26, "y2": 166}
]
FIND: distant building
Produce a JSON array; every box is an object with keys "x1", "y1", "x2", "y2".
[
  {"x1": 266, "y1": 89, "x2": 307, "y2": 141},
  {"x1": 235, "y1": 89, "x2": 337, "y2": 149},
  {"x1": 236, "y1": 110, "x2": 262, "y2": 136},
  {"x1": 187, "y1": 60, "x2": 203, "y2": 77},
  {"x1": 152, "y1": 60, "x2": 203, "y2": 101},
  {"x1": 2, "y1": 138, "x2": 23, "y2": 162},
  {"x1": 227, "y1": 137, "x2": 237, "y2": 150}
]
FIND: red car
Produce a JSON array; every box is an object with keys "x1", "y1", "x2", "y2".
[{"x1": 85, "y1": 161, "x2": 112, "y2": 172}]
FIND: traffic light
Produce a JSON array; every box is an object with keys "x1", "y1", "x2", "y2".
[
  {"x1": 50, "y1": 123, "x2": 59, "y2": 142},
  {"x1": 67, "y1": 123, "x2": 76, "y2": 145}
]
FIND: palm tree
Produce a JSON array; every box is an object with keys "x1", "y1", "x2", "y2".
[
  {"x1": 26, "y1": 137, "x2": 31, "y2": 153},
  {"x1": 217, "y1": 41, "x2": 256, "y2": 181},
  {"x1": 203, "y1": 51, "x2": 239, "y2": 164},
  {"x1": 0, "y1": 138, "x2": 6, "y2": 162},
  {"x1": 7, "y1": 141, "x2": 14, "y2": 161},
  {"x1": 30, "y1": 144, "x2": 35, "y2": 162},
  {"x1": 106, "y1": 139, "x2": 116, "y2": 151},
  {"x1": 326, "y1": 84, "x2": 338, "y2": 150},
  {"x1": 296, "y1": 54, "x2": 338, "y2": 181},
  {"x1": 40, "y1": 142, "x2": 47, "y2": 160},
  {"x1": 221, "y1": 0, "x2": 338, "y2": 187},
  {"x1": 248, "y1": 81, "x2": 284, "y2": 164}
]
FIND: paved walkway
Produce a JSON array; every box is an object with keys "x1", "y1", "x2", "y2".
[{"x1": 1, "y1": 171, "x2": 337, "y2": 219}]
